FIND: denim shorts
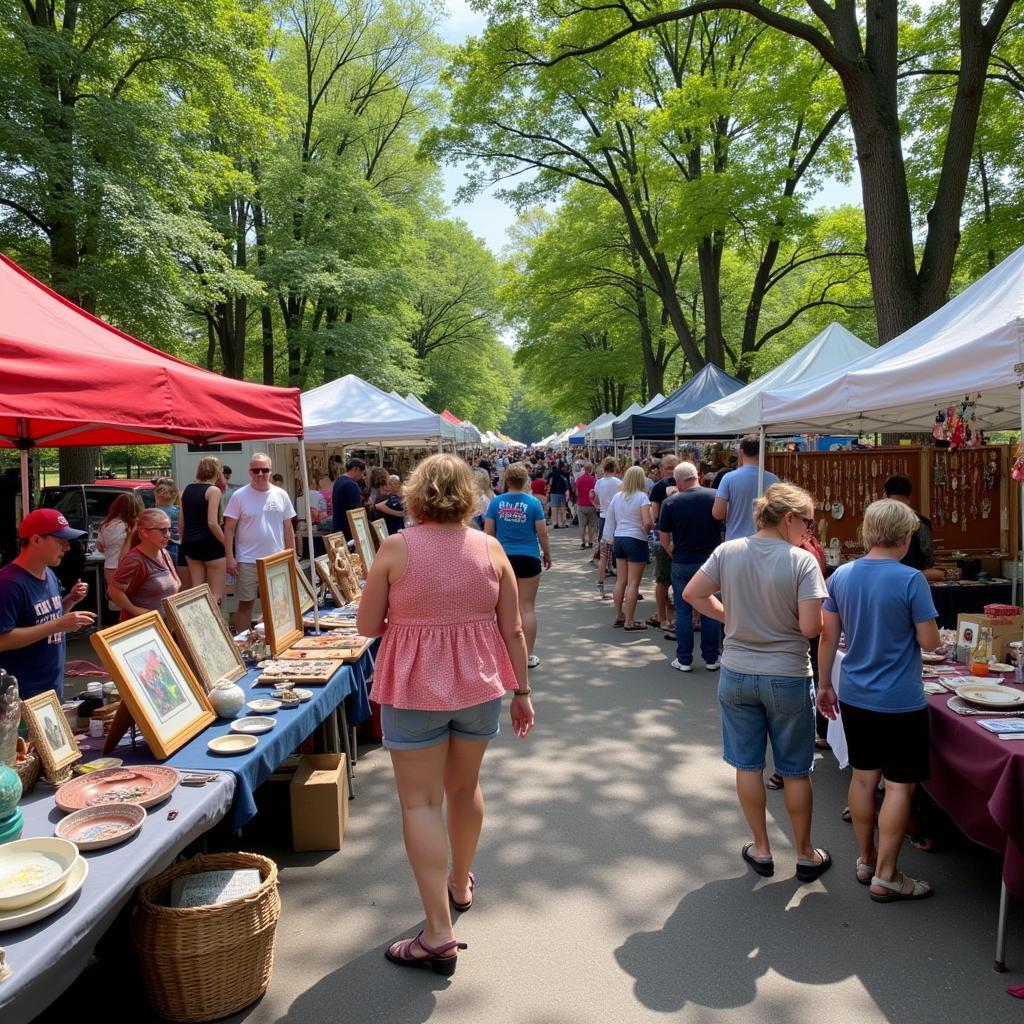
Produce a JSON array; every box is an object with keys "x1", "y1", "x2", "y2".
[
  {"x1": 381, "y1": 697, "x2": 502, "y2": 750},
  {"x1": 717, "y1": 666, "x2": 815, "y2": 777},
  {"x1": 549, "y1": 493, "x2": 566, "y2": 507},
  {"x1": 613, "y1": 536, "x2": 650, "y2": 564}
]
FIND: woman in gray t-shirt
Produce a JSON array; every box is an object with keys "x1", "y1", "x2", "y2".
[{"x1": 684, "y1": 482, "x2": 830, "y2": 883}]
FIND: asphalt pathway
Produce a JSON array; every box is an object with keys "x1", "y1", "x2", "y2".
[{"x1": 39, "y1": 527, "x2": 1024, "y2": 1022}]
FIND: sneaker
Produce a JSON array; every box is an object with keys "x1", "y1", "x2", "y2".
[
  {"x1": 705, "y1": 660, "x2": 720, "y2": 671},
  {"x1": 670, "y1": 659, "x2": 692, "y2": 673},
  {"x1": 527, "y1": 655, "x2": 540, "y2": 668}
]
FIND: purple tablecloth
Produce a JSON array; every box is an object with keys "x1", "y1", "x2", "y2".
[{"x1": 924, "y1": 682, "x2": 1024, "y2": 897}]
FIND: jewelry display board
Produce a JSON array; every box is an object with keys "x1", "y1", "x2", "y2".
[{"x1": 764, "y1": 445, "x2": 1011, "y2": 556}]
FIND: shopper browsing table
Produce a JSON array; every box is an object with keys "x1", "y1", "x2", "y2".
[
  {"x1": 357, "y1": 453, "x2": 533, "y2": 976},
  {"x1": 817, "y1": 499, "x2": 941, "y2": 902}
]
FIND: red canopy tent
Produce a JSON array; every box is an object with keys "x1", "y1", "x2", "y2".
[
  {"x1": 0, "y1": 253, "x2": 302, "y2": 451},
  {"x1": 439, "y1": 409, "x2": 462, "y2": 426}
]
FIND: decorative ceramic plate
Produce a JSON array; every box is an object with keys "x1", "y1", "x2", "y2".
[
  {"x1": 270, "y1": 689, "x2": 301, "y2": 706},
  {"x1": 247, "y1": 698, "x2": 281, "y2": 714},
  {"x1": 293, "y1": 688, "x2": 313, "y2": 702},
  {"x1": 55, "y1": 766, "x2": 180, "y2": 813},
  {"x1": 955, "y1": 683, "x2": 1024, "y2": 708},
  {"x1": 0, "y1": 838, "x2": 79, "y2": 911},
  {"x1": 0, "y1": 857, "x2": 88, "y2": 932},
  {"x1": 230, "y1": 716, "x2": 276, "y2": 735},
  {"x1": 208, "y1": 734, "x2": 258, "y2": 755},
  {"x1": 55, "y1": 803, "x2": 146, "y2": 851},
  {"x1": 921, "y1": 652, "x2": 947, "y2": 664}
]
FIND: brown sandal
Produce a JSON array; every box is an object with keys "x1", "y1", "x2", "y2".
[{"x1": 623, "y1": 622, "x2": 648, "y2": 631}]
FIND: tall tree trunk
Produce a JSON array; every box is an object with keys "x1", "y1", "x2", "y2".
[
  {"x1": 976, "y1": 146, "x2": 996, "y2": 271},
  {"x1": 697, "y1": 232, "x2": 725, "y2": 368}
]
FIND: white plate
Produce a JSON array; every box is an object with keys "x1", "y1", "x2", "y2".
[
  {"x1": 921, "y1": 652, "x2": 947, "y2": 664},
  {"x1": 247, "y1": 699, "x2": 281, "y2": 714},
  {"x1": 293, "y1": 688, "x2": 313, "y2": 702},
  {"x1": 0, "y1": 837, "x2": 80, "y2": 911},
  {"x1": 0, "y1": 856, "x2": 88, "y2": 932},
  {"x1": 955, "y1": 683, "x2": 1024, "y2": 708},
  {"x1": 990, "y1": 663, "x2": 1015, "y2": 673},
  {"x1": 207, "y1": 734, "x2": 258, "y2": 755},
  {"x1": 230, "y1": 716, "x2": 276, "y2": 735}
]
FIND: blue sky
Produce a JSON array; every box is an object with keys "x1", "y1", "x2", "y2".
[{"x1": 436, "y1": 1, "x2": 862, "y2": 257}]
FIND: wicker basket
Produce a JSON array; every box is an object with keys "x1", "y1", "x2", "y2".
[
  {"x1": 133, "y1": 852, "x2": 280, "y2": 1022},
  {"x1": 14, "y1": 737, "x2": 40, "y2": 796}
]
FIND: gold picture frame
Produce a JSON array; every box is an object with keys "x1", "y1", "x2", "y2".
[
  {"x1": 315, "y1": 554, "x2": 346, "y2": 607},
  {"x1": 371, "y1": 518, "x2": 389, "y2": 548},
  {"x1": 256, "y1": 550, "x2": 303, "y2": 655},
  {"x1": 347, "y1": 508, "x2": 376, "y2": 571},
  {"x1": 90, "y1": 612, "x2": 215, "y2": 760},
  {"x1": 163, "y1": 584, "x2": 245, "y2": 693},
  {"x1": 323, "y1": 532, "x2": 359, "y2": 603},
  {"x1": 21, "y1": 690, "x2": 82, "y2": 783}
]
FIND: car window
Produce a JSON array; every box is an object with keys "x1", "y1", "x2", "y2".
[{"x1": 40, "y1": 488, "x2": 86, "y2": 525}]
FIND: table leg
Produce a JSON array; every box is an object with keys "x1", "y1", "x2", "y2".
[
  {"x1": 336, "y1": 702, "x2": 355, "y2": 798},
  {"x1": 995, "y1": 880, "x2": 1010, "y2": 972}
]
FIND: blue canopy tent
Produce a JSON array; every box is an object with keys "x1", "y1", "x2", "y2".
[{"x1": 612, "y1": 364, "x2": 744, "y2": 442}]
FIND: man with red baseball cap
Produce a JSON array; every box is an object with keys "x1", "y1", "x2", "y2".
[{"x1": 0, "y1": 509, "x2": 95, "y2": 700}]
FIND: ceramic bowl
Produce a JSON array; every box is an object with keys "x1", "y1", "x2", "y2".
[
  {"x1": 55, "y1": 803, "x2": 146, "y2": 851},
  {"x1": 0, "y1": 837, "x2": 80, "y2": 911},
  {"x1": 208, "y1": 734, "x2": 258, "y2": 755},
  {"x1": 230, "y1": 716, "x2": 276, "y2": 736},
  {"x1": 247, "y1": 698, "x2": 281, "y2": 714}
]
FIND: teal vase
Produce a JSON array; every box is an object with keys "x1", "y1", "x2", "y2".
[{"x1": 0, "y1": 669, "x2": 24, "y2": 843}]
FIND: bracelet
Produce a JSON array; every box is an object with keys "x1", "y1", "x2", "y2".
[{"x1": 513, "y1": 688, "x2": 532, "y2": 696}]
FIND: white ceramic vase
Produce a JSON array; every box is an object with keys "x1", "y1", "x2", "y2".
[{"x1": 208, "y1": 680, "x2": 246, "y2": 719}]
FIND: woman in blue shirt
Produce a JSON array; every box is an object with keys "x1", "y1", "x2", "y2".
[
  {"x1": 485, "y1": 463, "x2": 551, "y2": 669},
  {"x1": 818, "y1": 499, "x2": 941, "y2": 903}
]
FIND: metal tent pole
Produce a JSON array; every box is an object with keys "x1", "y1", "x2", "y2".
[
  {"x1": 19, "y1": 448, "x2": 29, "y2": 518},
  {"x1": 757, "y1": 426, "x2": 766, "y2": 496},
  {"x1": 297, "y1": 438, "x2": 319, "y2": 630}
]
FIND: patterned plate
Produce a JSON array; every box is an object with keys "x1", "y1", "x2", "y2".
[
  {"x1": 55, "y1": 766, "x2": 180, "y2": 813},
  {"x1": 55, "y1": 803, "x2": 146, "y2": 851}
]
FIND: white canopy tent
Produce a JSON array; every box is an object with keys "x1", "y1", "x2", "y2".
[
  {"x1": 583, "y1": 412, "x2": 617, "y2": 441},
  {"x1": 591, "y1": 402, "x2": 643, "y2": 442},
  {"x1": 674, "y1": 322, "x2": 873, "y2": 437},
  {"x1": 269, "y1": 374, "x2": 451, "y2": 447},
  {"x1": 404, "y1": 393, "x2": 459, "y2": 443},
  {"x1": 758, "y1": 247, "x2": 1024, "y2": 435}
]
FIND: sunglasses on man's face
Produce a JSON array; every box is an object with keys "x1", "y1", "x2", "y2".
[{"x1": 250, "y1": 467, "x2": 271, "y2": 475}]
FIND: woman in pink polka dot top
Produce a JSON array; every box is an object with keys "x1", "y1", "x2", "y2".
[{"x1": 357, "y1": 453, "x2": 534, "y2": 976}]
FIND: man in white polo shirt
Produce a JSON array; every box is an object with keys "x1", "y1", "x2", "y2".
[{"x1": 223, "y1": 452, "x2": 296, "y2": 631}]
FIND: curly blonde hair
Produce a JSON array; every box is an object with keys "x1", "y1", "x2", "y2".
[{"x1": 404, "y1": 454, "x2": 476, "y2": 524}]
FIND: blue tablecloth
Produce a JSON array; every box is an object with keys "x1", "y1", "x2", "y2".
[
  {"x1": 1, "y1": 772, "x2": 236, "y2": 1024},
  {"x1": 83, "y1": 647, "x2": 374, "y2": 831}
]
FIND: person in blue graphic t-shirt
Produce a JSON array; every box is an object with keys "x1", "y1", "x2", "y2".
[
  {"x1": 0, "y1": 509, "x2": 95, "y2": 700},
  {"x1": 713, "y1": 434, "x2": 780, "y2": 540},
  {"x1": 485, "y1": 462, "x2": 551, "y2": 671}
]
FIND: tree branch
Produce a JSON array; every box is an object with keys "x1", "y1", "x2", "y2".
[{"x1": 0, "y1": 197, "x2": 51, "y2": 235}]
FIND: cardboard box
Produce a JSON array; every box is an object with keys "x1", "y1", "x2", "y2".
[
  {"x1": 956, "y1": 613, "x2": 1023, "y2": 661},
  {"x1": 290, "y1": 754, "x2": 349, "y2": 852}
]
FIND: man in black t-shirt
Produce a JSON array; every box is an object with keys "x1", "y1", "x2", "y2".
[
  {"x1": 658, "y1": 462, "x2": 722, "y2": 672},
  {"x1": 884, "y1": 476, "x2": 944, "y2": 582},
  {"x1": 332, "y1": 458, "x2": 366, "y2": 539}
]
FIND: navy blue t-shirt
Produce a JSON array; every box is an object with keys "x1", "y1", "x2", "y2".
[
  {"x1": 0, "y1": 563, "x2": 66, "y2": 700},
  {"x1": 332, "y1": 475, "x2": 365, "y2": 538},
  {"x1": 658, "y1": 487, "x2": 722, "y2": 562},
  {"x1": 382, "y1": 493, "x2": 405, "y2": 535}
]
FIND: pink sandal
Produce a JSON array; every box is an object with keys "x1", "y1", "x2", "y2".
[{"x1": 385, "y1": 930, "x2": 467, "y2": 976}]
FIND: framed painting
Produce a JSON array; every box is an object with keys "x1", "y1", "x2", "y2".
[
  {"x1": 256, "y1": 550, "x2": 304, "y2": 655},
  {"x1": 163, "y1": 584, "x2": 245, "y2": 693},
  {"x1": 347, "y1": 508, "x2": 376, "y2": 571},
  {"x1": 90, "y1": 612, "x2": 215, "y2": 760},
  {"x1": 315, "y1": 555, "x2": 346, "y2": 607},
  {"x1": 22, "y1": 690, "x2": 82, "y2": 782},
  {"x1": 371, "y1": 518, "x2": 389, "y2": 548}
]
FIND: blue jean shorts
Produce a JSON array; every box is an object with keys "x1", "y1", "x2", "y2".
[
  {"x1": 717, "y1": 666, "x2": 815, "y2": 777},
  {"x1": 613, "y1": 536, "x2": 650, "y2": 564},
  {"x1": 381, "y1": 697, "x2": 502, "y2": 751},
  {"x1": 548, "y1": 493, "x2": 566, "y2": 507}
]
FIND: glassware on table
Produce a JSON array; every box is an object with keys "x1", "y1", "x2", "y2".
[{"x1": 970, "y1": 626, "x2": 993, "y2": 676}]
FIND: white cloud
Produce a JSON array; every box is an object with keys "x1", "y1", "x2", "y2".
[{"x1": 439, "y1": 0, "x2": 486, "y2": 42}]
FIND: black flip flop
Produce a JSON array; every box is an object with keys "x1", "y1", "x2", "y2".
[{"x1": 741, "y1": 842, "x2": 774, "y2": 877}]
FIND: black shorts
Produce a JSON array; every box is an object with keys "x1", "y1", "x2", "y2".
[
  {"x1": 507, "y1": 555, "x2": 542, "y2": 579},
  {"x1": 182, "y1": 538, "x2": 226, "y2": 563},
  {"x1": 839, "y1": 700, "x2": 930, "y2": 783}
]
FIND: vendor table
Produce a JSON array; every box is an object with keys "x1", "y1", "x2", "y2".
[
  {"x1": 0, "y1": 771, "x2": 236, "y2": 1024},
  {"x1": 928, "y1": 581, "x2": 1013, "y2": 629},
  {"x1": 826, "y1": 651, "x2": 1023, "y2": 969},
  {"x1": 80, "y1": 648, "x2": 374, "y2": 831}
]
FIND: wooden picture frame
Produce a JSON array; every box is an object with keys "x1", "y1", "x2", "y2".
[
  {"x1": 323, "y1": 532, "x2": 360, "y2": 603},
  {"x1": 256, "y1": 550, "x2": 303, "y2": 656},
  {"x1": 315, "y1": 554, "x2": 346, "y2": 607},
  {"x1": 347, "y1": 508, "x2": 376, "y2": 571},
  {"x1": 296, "y1": 563, "x2": 319, "y2": 613},
  {"x1": 163, "y1": 584, "x2": 246, "y2": 694},
  {"x1": 21, "y1": 690, "x2": 82, "y2": 782},
  {"x1": 371, "y1": 518, "x2": 389, "y2": 548},
  {"x1": 90, "y1": 612, "x2": 215, "y2": 760}
]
